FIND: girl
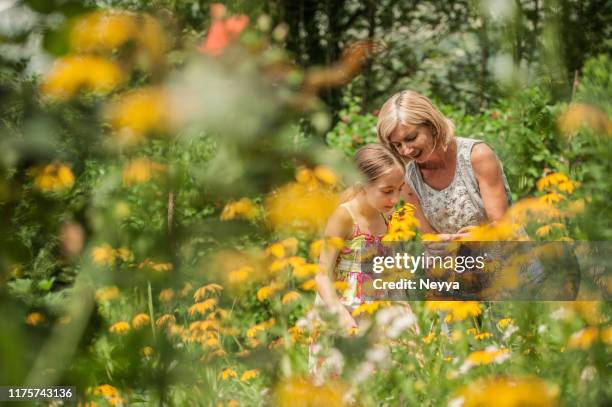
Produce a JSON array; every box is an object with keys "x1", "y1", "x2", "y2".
[{"x1": 309, "y1": 144, "x2": 405, "y2": 378}]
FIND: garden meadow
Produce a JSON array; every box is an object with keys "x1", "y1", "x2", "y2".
[{"x1": 0, "y1": 0, "x2": 610, "y2": 406}]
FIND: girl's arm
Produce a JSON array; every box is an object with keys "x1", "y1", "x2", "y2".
[{"x1": 314, "y1": 206, "x2": 356, "y2": 327}]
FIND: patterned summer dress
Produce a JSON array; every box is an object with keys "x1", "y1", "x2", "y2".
[
  {"x1": 405, "y1": 137, "x2": 512, "y2": 234},
  {"x1": 309, "y1": 203, "x2": 388, "y2": 380}
]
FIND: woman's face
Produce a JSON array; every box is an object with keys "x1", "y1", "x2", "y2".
[
  {"x1": 388, "y1": 123, "x2": 436, "y2": 163},
  {"x1": 363, "y1": 166, "x2": 405, "y2": 213}
]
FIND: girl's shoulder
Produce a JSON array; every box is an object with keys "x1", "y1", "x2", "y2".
[{"x1": 324, "y1": 203, "x2": 356, "y2": 240}]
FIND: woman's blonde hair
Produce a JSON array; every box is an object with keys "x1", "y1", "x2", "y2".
[
  {"x1": 340, "y1": 144, "x2": 404, "y2": 202},
  {"x1": 376, "y1": 90, "x2": 455, "y2": 153}
]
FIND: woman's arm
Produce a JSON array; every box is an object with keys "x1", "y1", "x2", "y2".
[
  {"x1": 470, "y1": 143, "x2": 509, "y2": 222},
  {"x1": 314, "y1": 206, "x2": 357, "y2": 328}
]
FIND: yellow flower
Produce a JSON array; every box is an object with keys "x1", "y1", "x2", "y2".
[
  {"x1": 41, "y1": 55, "x2": 124, "y2": 100},
  {"x1": 425, "y1": 301, "x2": 482, "y2": 322},
  {"x1": 558, "y1": 102, "x2": 612, "y2": 136},
  {"x1": 188, "y1": 298, "x2": 217, "y2": 316},
  {"x1": 28, "y1": 162, "x2": 75, "y2": 192},
  {"x1": 557, "y1": 180, "x2": 577, "y2": 194},
  {"x1": 122, "y1": 158, "x2": 166, "y2": 185},
  {"x1": 95, "y1": 286, "x2": 120, "y2": 302},
  {"x1": 219, "y1": 367, "x2": 238, "y2": 380},
  {"x1": 266, "y1": 243, "x2": 286, "y2": 259},
  {"x1": 273, "y1": 376, "x2": 347, "y2": 407},
  {"x1": 132, "y1": 313, "x2": 150, "y2": 329},
  {"x1": 313, "y1": 166, "x2": 339, "y2": 186},
  {"x1": 265, "y1": 181, "x2": 339, "y2": 235},
  {"x1": 539, "y1": 192, "x2": 565, "y2": 205},
  {"x1": 536, "y1": 225, "x2": 552, "y2": 237},
  {"x1": 106, "y1": 87, "x2": 172, "y2": 145},
  {"x1": 92, "y1": 244, "x2": 116, "y2": 265},
  {"x1": 180, "y1": 282, "x2": 193, "y2": 297},
  {"x1": 142, "y1": 346, "x2": 154, "y2": 357},
  {"x1": 300, "y1": 279, "x2": 317, "y2": 291},
  {"x1": 506, "y1": 198, "x2": 561, "y2": 224},
  {"x1": 295, "y1": 167, "x2": 315, "y2": 185},
  {"x1": 240, "y1": 369, "x2": 259, "y2": 381},
  {"x1": 159, "y1": 288, "x2": 175, "y2": 302},
  {"x1": 257, "y1": 282, "x2": 283, "y2": 301},
  {"x1": 71, "y1": 11, "x2": 167, "y2": 67},
  {"x1": 281, "y1": 291, "x2": 301, "y2": 304},
  {"x1": 220, "y1": 197, "x2": 258, "y2": 221},
  {"x1": 352, "y1": 301, "x2": 390, "y2": 317},
  {"x1": 292, "y1": 264, "x2": 320, "y2": 280},
  {"x1": 451, "y1": 375, "x2": 558, "y2": 407},
  {"x1": 383, "y1": 203, "x2": 419, "y2": 242},
  {"x1": 309, "y1": 237, "x2": 344, "y2": 259},
  {"x1": 155, "y1": 314, "x2": 176, "y2": 327},
  {"x1": 334, "y1": 281, "x2": 349, "y2": 292},
  {"x1": 474, "y1": 332, "x2": 493, "y2": 340},
  {"x1": 246, "y1": 319, "x2": 275, "y2": 338},
  {"x1": 421, "y1": 233, "x2": 441, "y2": 241},
  {"x1": 193, "y1": 283, "x2": 224, "y2": 301},
  {"x1": 227, "y1": 265, "x2": 252, "y2": 285},
  {"x1": 93, "y1": 384, "x2": 119, "y2": 398},
  {"x1": 109, "y1": 321, "x2": 130, "y2": 334},
  {"x1": 466, "y1": 347, "x2": 510, "y2": 365},
  {"x1": 71, "y1": 11, "x2": 137, "y2": 52},
  {"x1": 497, "y1": 318, "x2": 514, "y2": 329},
  {"x1": 422, "y1": 332, "x2": 436, "y2": 344},
  {"x1": 458, "y1": 221, "x2": 521, "y2": 242},
  {"x1": 568, "y1": 327, "x2": 599, "y2": 349},
  {"x1": 536, "y1": 172, "x2": 569, "y2": 191},
  {"x1": 25, "y1": 312, "x2": 44, "y2": 326}
]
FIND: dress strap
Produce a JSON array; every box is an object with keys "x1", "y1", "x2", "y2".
[{"x1": 339, "y1": 203, "x2": 357, "y2": 223}]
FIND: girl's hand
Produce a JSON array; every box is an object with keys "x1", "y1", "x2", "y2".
[{"x1": 338, "y1": 305, "x2": 358, "y2": 331}]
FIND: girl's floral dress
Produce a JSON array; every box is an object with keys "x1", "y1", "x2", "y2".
[{"x1": 309, "y1": 203, "x2": 388, "y2": 381}]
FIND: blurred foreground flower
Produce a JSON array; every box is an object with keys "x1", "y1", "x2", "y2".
[
  {"x1": 273, "y1": 376, "x2": 348, "y2": 407},
  {"x1": 198, "y1": 3, "x2": 249, "y2": 56},
  {"x1": 71, "y1": 11, "x2": 168, "y2": 68},
  {"x1": 449, "y1": 375, "x2": 559, "y2": 407},
  {"x1": 220, "y1": 197, "x2": 258, "y2": 221},
  {"x1": 41, "y1": 55, "x2": 124, "y2": 100},
  {"x1": 91, "y1": 244, "x2": 132, "y2": 265},
  {"x1": 558, "y1": 103, "x2": 612, "y2": 136},
  {"x1": 28, "y1": 162, "x2": 75, "y2": 192},
  {"x1": 106, "y1": 87, "x2": 173, "y2": 145},
  {"x1": 265, "y1": 168, "x2": 339, "y2": 235},
  {"x1": 122, "y1": 158, "x2": 167, "y2": 185},
  {"x1": 25, "y1": 312, "x2": 44, "y2": 326}
]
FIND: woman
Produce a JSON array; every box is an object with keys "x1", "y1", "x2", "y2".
[{"x1": 376, "y1": 90, "x2": 512, "y2": 242}]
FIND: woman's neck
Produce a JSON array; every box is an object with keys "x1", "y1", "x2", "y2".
[{"x1": 419, "y1": 137, "x2": 457, "y2": 170}]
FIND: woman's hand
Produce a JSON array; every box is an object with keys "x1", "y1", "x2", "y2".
[{"x1": 423, "y1": 233, "x2": 459, "y2": 256}]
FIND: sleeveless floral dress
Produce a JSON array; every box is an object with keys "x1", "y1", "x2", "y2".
[{"x1": 309, "y1": 203, "x2": 388, "y2": 380}]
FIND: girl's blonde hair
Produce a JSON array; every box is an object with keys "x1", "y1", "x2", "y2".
[
  {"x1": 376, "y1": 90, "x2": 455, "y2": 153},
  {"x1": 340, "y1": 144, "x2": 405, "y2": 202}
]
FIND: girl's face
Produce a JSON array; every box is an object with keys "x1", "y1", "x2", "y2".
[
  {"x1": 388, "y1": 123, "x2": 436, "y2": 163},
  {"x1": 363, "y1": 166, "x2": 405, "y2": 213}
]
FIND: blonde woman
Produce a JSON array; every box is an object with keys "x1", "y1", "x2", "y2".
[{"x1": 376, "y1": 90, "x2": 512, "y2": 243}]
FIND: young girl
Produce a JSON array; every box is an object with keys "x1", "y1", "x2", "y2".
[{"x1": 309, "y1": 144, "x2": 405, "y2": 378}]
